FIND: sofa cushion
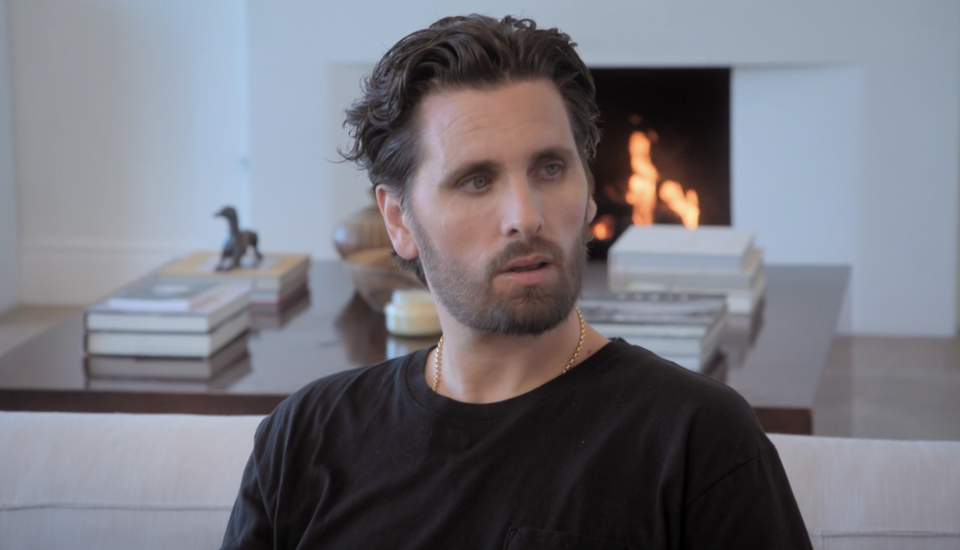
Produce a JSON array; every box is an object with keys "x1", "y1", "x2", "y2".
[
  {"x1": 770, "y1": 433, "x2": 960, "y2": 550},
  {"x1": 0, "y1": 412, "x2": 264, "y2": 550},
  {"x1": 3, "y1": 413, "x2": 959, "y2": 550}
]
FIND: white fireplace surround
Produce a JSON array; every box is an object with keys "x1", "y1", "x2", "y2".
[{"x1": 0, "y1": 1, "x2": 958, "y2": 337}]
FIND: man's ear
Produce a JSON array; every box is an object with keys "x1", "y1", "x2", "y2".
[
  {"x1": 376, "y1": 185, "x2": 419, "y2": 260},
  {"x1": 585, "y1": 166, "x2": 598, "y2": 224}
]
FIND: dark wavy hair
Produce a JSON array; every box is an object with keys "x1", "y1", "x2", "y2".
[{"x1": 341, "y1": 14, "x2": 600, "y2": 282}]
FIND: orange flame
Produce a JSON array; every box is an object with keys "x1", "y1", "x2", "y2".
[
  {"x1": 622, "y1": 130, "x2": 699, "y2": 229},
  {"x1": 591, "y1": 214, "x2": 616, "y2": 241},
  {"x1": 624, "y1": 131, "x2": 657, "y2": 226},
  {"x1": 659, "y1": 180, "x2": 699, "y2": 229}
]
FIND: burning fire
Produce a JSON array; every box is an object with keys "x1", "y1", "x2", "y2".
[
  {"x1": 623, "y1": 131, "x2": 699, "y2": 229},
  {"x1": 624, "y1": 131, "x2": 658, "y2": 226},
  {"x1": 591, "y1": 214, "x2": 616, "y2": 241},
  {"x1": 659, "y1": 180, "x2": 699, "y2": 229}
]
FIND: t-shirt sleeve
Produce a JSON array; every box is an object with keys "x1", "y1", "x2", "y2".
[
  {"x1": 681, "y1": 445, "x2": 813, "y2": 549},
  {"x1": 220, "y1": 419, "x2": 276, "y2": 550}
]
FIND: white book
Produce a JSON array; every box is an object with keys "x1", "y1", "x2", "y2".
[
  {"x1": 84, "y1": 334, "x2": 250, "y2": 380},
  {"x1": 249, "y1": 274, "x2": 309, "y2": 307},
  {"x1": 610, "y1": 248, "x2": 764, "y2": 292},
  {"x1": 85, "y1": 354, "x2": 252, "y2": 390},
  {"x1": 610, "y1": 225, "x2": 755, "y2": 271},
  {"x1": 85, "y1": 311, "x2": 250, "y2": 358},
  {"x1": 85, "y1": 284, "x2": 251, "y2": 333},
  {"x1": 105, "y1": 280, "x2": 221, "y2": 312},
  {"x1": 579, "y1": 290, "x2": 728, "y2": 325},
  {"x1": 603, "y1": 311, "x2": 727, "y2": 357},
  {"x1": 158, "y1": 251, "x2": 310, "y2": 292},
  {"x1": 726, "y1": 271, "x2": 767, "y2": 314},
  {"x1": 590, "y1": 322, "x2": 709, "y2": 338},
  {"x1": 613, "y1": 267, "x2": 767, "y2": 315}
]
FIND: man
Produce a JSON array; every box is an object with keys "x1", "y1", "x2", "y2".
[{"x1": 222, "y1": 15, "x2": 812, "y2": 549}]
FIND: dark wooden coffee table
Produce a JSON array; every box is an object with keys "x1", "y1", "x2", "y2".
[{"x1": 0, "y1": 261, "x2": 848, "y2": 434}]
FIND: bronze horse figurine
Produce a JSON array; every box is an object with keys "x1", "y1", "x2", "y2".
[{"x1": 215, "y1": 206, "x2": 262, "y2": 271}]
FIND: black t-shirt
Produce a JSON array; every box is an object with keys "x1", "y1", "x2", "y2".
[{"x1": 222, "y1": 339, "x2": 812, "y2": 549}]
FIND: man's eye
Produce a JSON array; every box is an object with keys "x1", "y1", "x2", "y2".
[
  {"x1": 540, "y1": 163, "x2": 563, "y2": 178},
  {"x1": 461, "y1": 175, "x2": 490, "y2": 191}
]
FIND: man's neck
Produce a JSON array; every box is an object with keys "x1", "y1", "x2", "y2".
[{"x1": 425, "y1": 308, "x2": 609, "y2": 404}]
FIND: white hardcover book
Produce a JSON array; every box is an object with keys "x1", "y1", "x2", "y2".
[
  {"x1": 85, "y1": 355, "x2": 252, "y2": 390},
  {"x1": 612, "y1": 311, "x2": 727, "y2": 357},
  {"x1": 84, "y1": 334, "x2": 250, "y2": 380},
  {"x1": 613, "y1": 266, "x2": 767, "y2": 315},
  {"x1": 85, "y1": 311, "x2": 250, "y2": 358},
  {"x1": 105, "y1": 280, "x2": 221, "y2": 312},
  {"x1": 249, "y1": 274, "x2": 309, "y2": 307},
  {"x1": 726, "y1": 270, "x2": 768, "y2": 315},
  {"x1": 590, "y1": 322, "x2": 709, "y2": 338},
  {"x1": 579, "y1": 290, "x2": 727, "y2": 326},
  {"x1": 609, "y1": 248, "x2": 764, "y2": 292},
  {"x1": 158, "y1": 251, "x2": 310, "y2": 292},
  {"x1": 609, "y1": 225, "x2": 755, "y2": 271},
  {"x1": 85, "y1": 284, "x2": 251, "y2": 333}
]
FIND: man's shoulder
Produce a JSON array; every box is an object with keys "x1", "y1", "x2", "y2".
[
  {"x1": 297, "y1": 355, "x2": 407, "y2": 401},
  {"x1": 255, "y1": 352, "x2": 417, "y2": 439},
  {"x1": 595, "y1": 339, "x2": 753, "y2": 416},
  {"x1": 590, "y1": 339, "x2": 771, "y2": 458}
]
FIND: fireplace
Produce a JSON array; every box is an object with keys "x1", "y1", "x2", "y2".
[{"x1": 587, "y1": 68, "x2": 731, "y2": 259}]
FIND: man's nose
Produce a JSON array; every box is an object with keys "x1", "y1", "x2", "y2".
[{"x1": 500, "y1": 176, "x2": 544, "y2": 238}]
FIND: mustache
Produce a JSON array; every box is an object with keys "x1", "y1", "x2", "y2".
[
  {"x1": 484, "y1": 220, "x2": 593, "y2": 280},
  {"x1": 485, "y1": 236, "x2": 566, "y2": 279}
]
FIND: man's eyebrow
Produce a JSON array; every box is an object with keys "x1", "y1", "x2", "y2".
[
  {"x1": 530, "y1": 147, "x2": 577, "y2": 165},
  {"x1": 440, "y1": 159, "x2": 503, "y2": 187}
]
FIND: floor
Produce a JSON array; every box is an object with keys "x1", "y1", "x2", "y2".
[{"x1": 2, "y1": 306, "x2": 959, "y2": 441}]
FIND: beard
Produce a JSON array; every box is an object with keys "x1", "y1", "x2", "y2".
[{"x1": 410, "y1": 214, "x2": 590, "y2": 337}]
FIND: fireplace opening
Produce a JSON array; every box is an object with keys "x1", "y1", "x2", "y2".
[{"x1": 587, "y1": 68, "x2": 731, "y2": 260}]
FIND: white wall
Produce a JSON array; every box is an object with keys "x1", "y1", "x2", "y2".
[
  {"x1": 8, "y1": 0, "x2": 249, "y2": 304},
  {"x1": 0, "y1": 0, "x2": 18, "y2": 315},
  {"x1": 732, "y1": 67, "x2": 863, "y2": 332},
  {"x1": 733, "y1": 67, "x2": 862, "y2": 266},
  {"x1": 5, "y1": 0, "x2": 960, "y2": 336},
  {"x1": 246, "y1": 0, "x2": 960, "y2": 336}
]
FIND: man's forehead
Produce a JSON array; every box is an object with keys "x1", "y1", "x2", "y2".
[{"x1": 414, "y1": 80, "x2": 577, "y2": 166}]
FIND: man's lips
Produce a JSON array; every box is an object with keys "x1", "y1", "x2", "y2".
[{"x1": 499, "y1": 254, "x2": 554, "y2": 273}]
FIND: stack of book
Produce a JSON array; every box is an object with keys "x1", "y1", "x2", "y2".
[
  {"x1": 718, "y1": 306, "x2": 764, "y2": 370},
  {"x1": 579, "y1": 290, "x2": 728, "y2": 372},
  {"x1": 84, "y1": 336, "x2": 252, "y2": 384},
  {"x1": 607, "y1": 225, "x2": 765, "y2": 315},
  {"x1": 83, "y1": 280, "x2": 252, "y2": 380},
  {"x1": 156, "y1": 251, "x2": 310, "y2": 309}
]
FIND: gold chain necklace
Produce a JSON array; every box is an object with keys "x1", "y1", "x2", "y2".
[{"x1": 432, "y1": 306, "x2": 585, "y2": 393}]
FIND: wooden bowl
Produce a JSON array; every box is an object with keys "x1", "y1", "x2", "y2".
[{"x1": 342, "y1": 247, "x2": 424, "y2": 313}]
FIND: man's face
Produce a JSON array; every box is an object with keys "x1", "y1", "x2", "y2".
[{"x1": 381, "y1": 79, "x2": 597, "y2": 336}]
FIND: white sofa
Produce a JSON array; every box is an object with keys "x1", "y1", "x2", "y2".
[{"x1": 1, "y1": 412, "x2": 959, "y2": 549}]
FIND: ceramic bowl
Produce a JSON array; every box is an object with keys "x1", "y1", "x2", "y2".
[
  {"x1": 332, "y1": 204, "x2": 391, "y2": 258},
  {"x1": 342, "y1": 247, "x2": 424, "y2": 313}
]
